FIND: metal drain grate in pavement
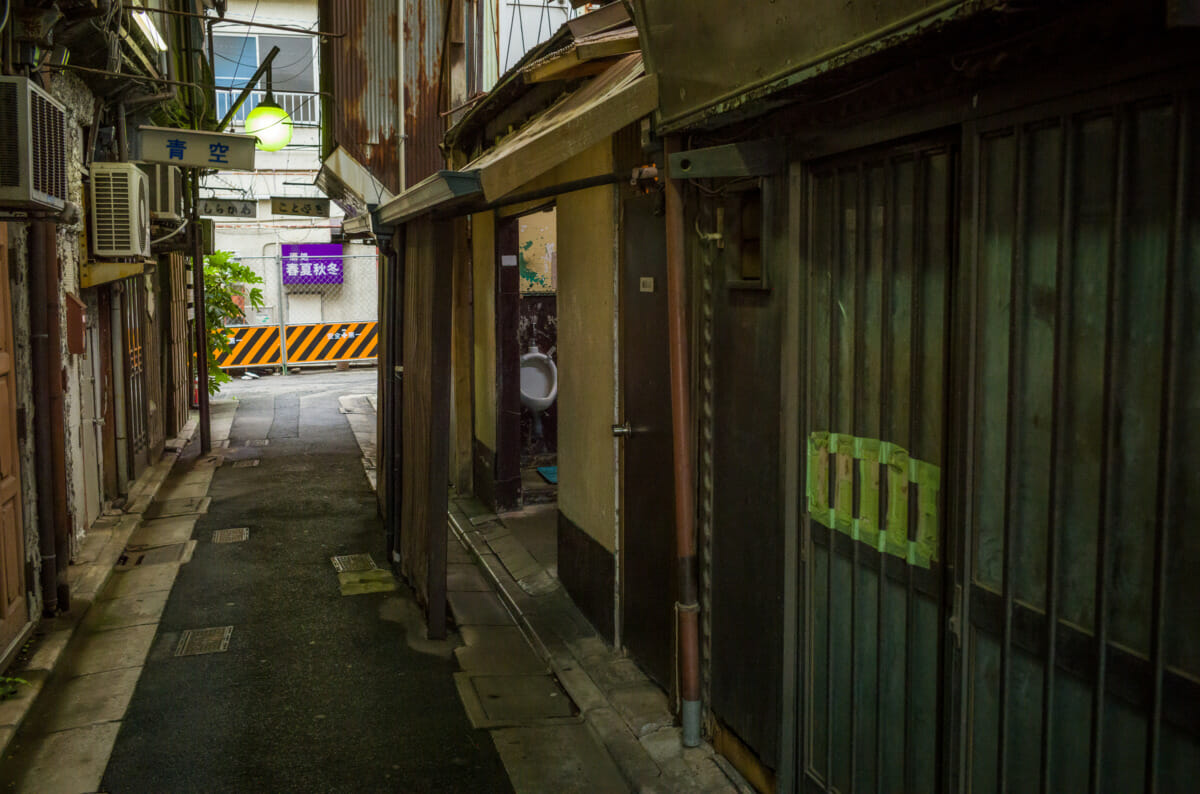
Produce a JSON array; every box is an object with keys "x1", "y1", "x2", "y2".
[
  {"x1": 231, "y1": 459, "x2": 260, "y2": 468},
  {"x1": 453, "y1": 673, "x2": 579, "y2": 729},
  {"x1": 331, "y1": 553, "x2": 377, "y2": 573},
  {"x1": 246, "y1": 439, "x2": 269, "y2": 446},
  {"x1": 212, "y1": 527, "x2": 250, "y2": 543},
  {"x1": 117, "y1": 543, "x2": 187, "y2": 569},
  {"x1": 175, "y1": 626, "x2": 233, "y2": 657}
]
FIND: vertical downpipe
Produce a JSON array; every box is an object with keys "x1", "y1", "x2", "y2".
[
  {"x1": 396, "y1": 0, "x2": 406, "y2": 191},
  {"x1": 110, "y1": 283, "x2": 129, "y2": 493},
  {"x1": 44, "y1": 223, "x2": 70, "y2": 610},
  {"x1": 664, "y1": 136, "x2": 701, "y2": 746},
  {"x1": 29, "y1": 223, "x2": 58, "y2": 613}
]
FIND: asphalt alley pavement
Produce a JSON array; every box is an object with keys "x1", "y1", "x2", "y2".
[{"x1": 100, "y1": 370, "x2": 513, "y2": 793}]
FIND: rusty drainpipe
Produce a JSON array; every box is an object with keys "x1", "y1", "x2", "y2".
[
  {"x1": 29, "y1": 222, "x2": 69, "y2": 613},
  {"x1": 664, "y1": 135, "x2": 701, "y2": 746},
  {"x1": 45, "y1": 223, "x2": 70, "y2": 611}
]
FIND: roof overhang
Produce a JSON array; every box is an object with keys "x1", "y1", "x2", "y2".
[
  {"x1": 316, "y1": 146, "x2": 396, "y2": 220},
  {"x1": 378, "y1": 54, "x2": 657, "y2": 227},
  {"x1": 378, "y1": 170, "x2": 484, "y2": 226}
]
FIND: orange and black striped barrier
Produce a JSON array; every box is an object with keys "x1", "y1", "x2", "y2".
[
  {"x1": 216, "y1": 321, "x2": 377, "y2": 369},
  {"x1": 284, "y1": 321, "x2": 378, "y2": 364},
  {"x1": 216, "y1": 325, "x2": 283, "y2": 368}
]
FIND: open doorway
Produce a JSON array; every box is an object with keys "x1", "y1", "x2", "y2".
[{"x1": 490, "y1": 204, "x2": 561, "y2": 574}]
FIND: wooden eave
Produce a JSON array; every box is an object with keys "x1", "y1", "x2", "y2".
[{"x1": 522, "y1": 28, "x2": 640, "y2": 84}]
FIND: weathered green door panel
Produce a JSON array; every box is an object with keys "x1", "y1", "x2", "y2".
[
  {"x1": 800, "y1": 139, "x2": 955, "y2": 792},
  {"x1": 963, "y1": 93, "x2": 1200, "y2": 793}
]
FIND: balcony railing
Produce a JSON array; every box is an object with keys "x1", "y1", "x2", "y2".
[{"x1": 215, "y1": 89, "x2": 320, "y2": 127}]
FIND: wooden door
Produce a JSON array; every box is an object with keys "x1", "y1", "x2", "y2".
[
  {"x1": 0, "y1": 224, "x2": 29, "y2": 653},
  {"x1": 619, "y1": 192, "x2": 676, "y2": 690}
]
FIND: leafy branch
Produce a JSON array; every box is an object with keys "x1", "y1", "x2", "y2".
[{"x1": 204, "y1": 250, "x2": 265, "y2": 394}]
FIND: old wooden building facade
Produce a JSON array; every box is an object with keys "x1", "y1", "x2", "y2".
[{"x1": 632, "y1": 0, "x2": 1200, "y2": 790}]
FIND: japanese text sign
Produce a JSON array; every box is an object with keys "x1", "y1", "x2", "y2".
[
  {"x1": 282, "y1": 243, "x2": 344, "y2": 285},
  {"x1": 271, "y1": 197, "x2": 331, "y2": 218},
  {"x1": 139, "y1": 126, "x2": 256, "y2": 170},
  {"x1": 198, "y1": 199, "x2": 257, "y2": 218}
]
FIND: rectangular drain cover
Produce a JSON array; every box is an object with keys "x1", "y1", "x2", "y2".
[
  {"x1": 331, "y1": 553, "x2": 377, "y2": 573},
  {"x1": 175, "y1": 626, "x2": 233, "y2": 657},
  {"x1": 246, "y1": 439, "x2": 269, "y2": 447},
  {"x1": 231, "y1": 459, "x2": 260, "y2": 468},
  {"x1": 453, "y1": 673, "x2": 578, "y2": 729},
  {"x1": 212, "y1": 527, "x2": 250, "y2": 543},
  {"x1": 117, "y1": 543, "x2": 187, "y2": 570}
]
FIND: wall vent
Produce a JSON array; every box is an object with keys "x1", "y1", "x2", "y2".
[{"x1": 0, "y1": 76, "x2": 68, "y2": 210}]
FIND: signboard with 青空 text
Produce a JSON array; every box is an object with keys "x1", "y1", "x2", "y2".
[
  {"x1": 281, "y1": 243, "x2": 344, "y2": 286},
  {"x1": 139, "y1": 126, "x2": 257, "y2": 170},
  {"x1": 198, "y1": 198, "x2": 257, "y2": 219},
  {"x1": 271, "y1": 197, "x2": 331, "y2": 218}
]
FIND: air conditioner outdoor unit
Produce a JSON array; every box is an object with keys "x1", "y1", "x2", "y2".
[
  {"x1": 0, "y1": 76, "x2": 69, "y2": 211},
  {"x1": 90, "y1": 162, "x2": 150, "y2": 259},
  {"x1": 139, "y1": 163, "x2": 183, "y2": 222}
]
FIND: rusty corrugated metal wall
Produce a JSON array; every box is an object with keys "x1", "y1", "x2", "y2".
[
  {"x1": 402, "y1": 0, "x2": 448, "y2": 187},
  {"x1": 320, "y1": 0, "x2": 447, "y2": 195}
]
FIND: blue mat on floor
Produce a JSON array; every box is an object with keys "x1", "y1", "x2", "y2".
[{"x1": 537, "y1": 466, "x2": 558, "y2": 484}]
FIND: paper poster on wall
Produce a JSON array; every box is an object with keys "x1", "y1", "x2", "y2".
[{"x1": 518, "y1": 208, "x2": 557, "y2": 293}]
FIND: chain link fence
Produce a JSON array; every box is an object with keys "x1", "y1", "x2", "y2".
[{"x1": 216, "y1": 248, "x2": 380, "y2": 371}]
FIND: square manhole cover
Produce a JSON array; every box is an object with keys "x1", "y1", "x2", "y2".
[
  {"x1": 231, "y1": 459, "x2": 260, "y2": 468},
  {"x1": 175, "y1": 626, "x2": 233, "y2": 657},
  {"x1": 453, "y1": 674, "x2": 578, "y2": 729},
  {"x1": 331, "y1": 553, "x2": 377, "y2": 573},
  {"x1": 212, "y1": 527, "x2": 250, "y2": 543}
]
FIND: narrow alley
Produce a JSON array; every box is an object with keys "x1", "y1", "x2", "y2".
[
  {"x1": 0, "y1": 370, "x2": 742, "y2": 793},
  {"x1": 2, "y1": 2, "x2": 1198, "y2": 792}
]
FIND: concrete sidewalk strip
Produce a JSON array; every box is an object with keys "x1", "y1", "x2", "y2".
[
  {"x1": 5, "y1": 722, "x2": 121, "y2": 794},
  {"x1": 100, "y1": 564, "x2": 180, "y2": 600},
  {"x1": 453, "y1": 672, "x2": 579, "y2": 729},
  {"x1": 31, "y1": 667, "x2": 142, "y2": 734},
  {"x1": 446, "y1": 591, "x2": 514, "y2": 626},
  {"x1": 143, "y1": 496, "x2": 211, "y2": 519},
  {"x1": 446, "y1": 498, "x2": 748, "y2": 793},
  {"x1": 63, "y1": 625, "x2": 158, "y2": 677},
  {"x1": 127, "y1": 516, "x2": 198, "y2": 547},
  {"x1": 82, "y1": 591, "x2": 170, "y2": 632}
]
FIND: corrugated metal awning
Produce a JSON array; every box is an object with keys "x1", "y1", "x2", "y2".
[
  {"x1": 378, "y1": 54, "x2": 656, "y2": 225},
  {"x1": 316, "y1": 146, "x2": 396, "y2": 217}
]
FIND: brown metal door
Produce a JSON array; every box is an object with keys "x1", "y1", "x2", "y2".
[
  {"x1": 619, "y1": 192, "x2": 676, "y2": 690},
  {"x1": 122, "y1": 276, "x2": 149, "y2": 480},
  {"x1": 0, "y1": 225, "x2": 29, "y2": 653}
]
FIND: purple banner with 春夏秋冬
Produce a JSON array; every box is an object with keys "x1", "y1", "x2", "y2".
[{"x1": 281, "y1": 243, "x2": 344, "y2": 285}]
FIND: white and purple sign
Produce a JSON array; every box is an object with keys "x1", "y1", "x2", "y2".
[{"x1": 282, "y1": 243, "x2": 344, "y2": 285}]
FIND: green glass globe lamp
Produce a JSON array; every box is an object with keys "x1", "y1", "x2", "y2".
[{"x1": 245, "y1": 75, "x2": 293, "y2": 152}]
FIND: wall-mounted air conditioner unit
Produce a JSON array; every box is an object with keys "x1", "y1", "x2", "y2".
[
  {"x1": 0, "y1": 76, "x2": 69, "y2": 211},
  {"x1": 90, "y1": 162, "x2": 150, "y2": 259},
  {"x1": 139, "y1": 163, "x2": 183, "y2": 222}
]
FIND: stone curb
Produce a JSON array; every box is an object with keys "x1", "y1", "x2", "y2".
[
  {"x1": 0, "y1": 413, "x2": 201, "y2": 759},
  {"x1": 447, "y1": 500, "x2": 751, "y2": 794}
]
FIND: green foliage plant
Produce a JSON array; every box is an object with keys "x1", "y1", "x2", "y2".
[
  {"x1": 0, "y1": 675, "x2": 27, "y2": 700},
  {"x1": 204, "y1": 250, "x2": 265, "y2": 394}
]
